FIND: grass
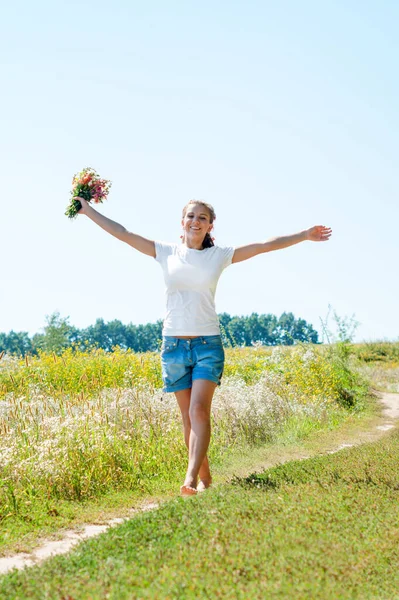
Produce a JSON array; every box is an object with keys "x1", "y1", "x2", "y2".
[
  {"x1": 0, "y1": 342, "x2": 370, "y2": 556},
  {"x1": 1, "y1": 428, "x2": 399, "y2": 599},
  {"x1": 0, "y1": 400, "x2": 357, "y2": 557},
  {"x1": 357, "y1": 362, "x2": 399, "y2": 394},
  {"x1": 1, "y1": 340, "x2": 397, "y2": 597},
  {"x1": 352, "y1": 341, "x2": 399, "y2": 363},
  {"x1": 0, "y1": 342, "x2": 369, "y2": 401},
  {"x1": 351, "y1": 341, "x2": 399, "y2": 394}
]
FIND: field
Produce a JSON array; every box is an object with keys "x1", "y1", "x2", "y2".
[{"x1": 0, "y1": 341, "x2": 398, "y2": 598}]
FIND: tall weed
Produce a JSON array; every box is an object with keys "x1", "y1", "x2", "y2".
[{"x1": 0, "y1": 343, "x2": 369, "y2": 522}]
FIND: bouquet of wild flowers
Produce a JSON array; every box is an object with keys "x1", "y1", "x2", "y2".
[{"x1": 65, "y1": 167, "x2": 112, "y2": 219}]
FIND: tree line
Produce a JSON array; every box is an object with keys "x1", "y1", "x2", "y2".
[{"x1": 0, "y1": 311, "x2": 319, "y2": 357}]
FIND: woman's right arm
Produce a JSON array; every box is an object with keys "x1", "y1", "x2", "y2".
[{"x1": 77, "y1": 197, "x2": 156, "y2": 257}]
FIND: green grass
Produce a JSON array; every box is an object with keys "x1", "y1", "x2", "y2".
[
  {"x1": 1, "y1": 342, "x2": 371, "y2": 556},
  {"x1": 237, "y1": 427, "x2": 399, "y2": 490},
  {"x1": 0, "y1": 400, "x2": 355, "y2": 557},
  {"x1": 1, "y1": 342, "x2": 395, "y2": 598},
  {"x1": 352, "y1": 341, "x2": 399, "y2": 363},
  {"x1": 1, "y1": 429, "x2": 399, "y2": 599}
]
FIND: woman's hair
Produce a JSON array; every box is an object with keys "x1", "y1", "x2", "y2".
[{"x1": 181, "y1": 200, "x2": 216, "y2": 248}]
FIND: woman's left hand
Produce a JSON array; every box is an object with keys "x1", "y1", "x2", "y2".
[{"x1": 306, "y1": 225, "x2": 332, "y2": 242}]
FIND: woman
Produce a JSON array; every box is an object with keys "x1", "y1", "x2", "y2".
[{"x1": 77, "y1": 197, "x2": 331, "y2": 495}]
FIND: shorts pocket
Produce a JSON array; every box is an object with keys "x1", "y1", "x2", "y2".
[
  {"x1": 161, "y1": 341, "x2": 178, "y2": 355},
  {"x1": 195, "y1": 339, "x2": 225, "y2": 363}
]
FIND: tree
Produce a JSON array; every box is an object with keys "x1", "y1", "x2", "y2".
[
  {"x1": 245, "y1": 313, "x2": 279, "y2": 346},
  {"x1": 104, "y1": 319, "x2": 128, "y2": 350},
  {"x1": 34, "y1": 311, "x2": 76, "y2": 354},
  {"x1": 0, "y1": 331, "x2": 33, "y2": 356},
  {"x1": 276, "y1": 312, "x2": 318, "y2": 345},
  {"x1": 81, "y1": 318, "x2": 112, "y2": 351},
  {"x1": 1, "y1": 312, "x2": 319, "y2": 355},
  {"x1": 218, "y1": 313, "x2": 234, "y2": 346}
]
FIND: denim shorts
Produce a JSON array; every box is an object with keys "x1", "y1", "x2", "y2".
[{"x1": 160, "y1": 335, "x2": 225, "y2": 393}]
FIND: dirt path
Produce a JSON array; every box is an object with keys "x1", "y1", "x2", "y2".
[
  {"x1": 379, "y1": 391, "x2": 399, "y2": 419},
  {"x1": 1, "y1": 391, "x2": 398, "y2": 577}
]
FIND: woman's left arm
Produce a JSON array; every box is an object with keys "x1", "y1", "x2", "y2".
[{"x1": 232, "y1": 226, "x2": 332, "y2": 264}]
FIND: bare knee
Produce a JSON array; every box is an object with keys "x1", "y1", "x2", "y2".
[{"x1": 189, "y1": 403, "x2": 211, "y2": 425}]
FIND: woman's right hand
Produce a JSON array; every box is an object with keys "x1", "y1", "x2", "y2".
[{"x1": 75, "y1": 196, "x2": 90, "y2": 215}]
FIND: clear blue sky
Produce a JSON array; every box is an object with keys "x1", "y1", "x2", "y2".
[{"x1": 1, "y1": 1, "x2": 398, "y2": 342}]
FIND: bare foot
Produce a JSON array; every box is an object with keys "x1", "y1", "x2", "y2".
[
  {"x1": 197, "y1": 478, "x2": 212, "y2": 492},
  {"x1": 180, "y1": 485, "x2": 198, "y2": 496}
]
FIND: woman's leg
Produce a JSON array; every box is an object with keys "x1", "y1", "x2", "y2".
[
  {"x1": 176, "y1": 379, "x2": 217, "y2": 494},
  {"x1": 175, "y1": 387, "x2": 213, "y2": 490}
]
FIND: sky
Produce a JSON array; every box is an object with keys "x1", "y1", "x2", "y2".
[{"x1": 1, "y1": 1, "x2": 398, "y2": 343}]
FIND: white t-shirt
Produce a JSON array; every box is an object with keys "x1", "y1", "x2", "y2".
[{"x1": 154, "y1": 241, "x2": 235, "y2": 336}]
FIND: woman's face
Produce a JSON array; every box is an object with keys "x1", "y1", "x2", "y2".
[{"x1": 181, "y1": 204, "x2": 213, "y2": 243}]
